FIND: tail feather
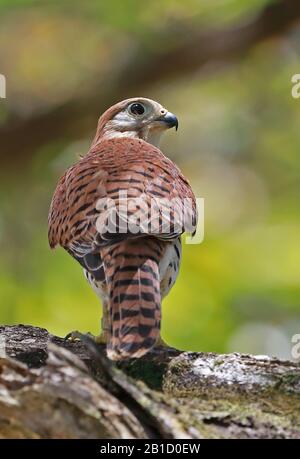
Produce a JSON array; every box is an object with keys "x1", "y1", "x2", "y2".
[{"x1": 100, "y1": 238, "x2": 163, "y2": 360}]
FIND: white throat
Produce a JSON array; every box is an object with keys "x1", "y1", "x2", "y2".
[{"x1": 101, "y1": 126, "x2": 164, "y2": 147}]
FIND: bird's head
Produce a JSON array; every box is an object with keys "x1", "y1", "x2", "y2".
[{"x1": 93, "y1": 97, "x2": 178, "y2": 147}]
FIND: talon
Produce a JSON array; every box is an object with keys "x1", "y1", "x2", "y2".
[{"x1": 64, "y1": 331, "x2": 82, "y2": 342}]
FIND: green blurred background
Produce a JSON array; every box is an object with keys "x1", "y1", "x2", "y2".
[{"x1": 0, "y1": 0, "x2": 300, "y2": 359}]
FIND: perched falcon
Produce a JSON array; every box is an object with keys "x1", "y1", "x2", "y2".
[{"x1": 48, "y1": 97, "x2": 196, "y2": 360}]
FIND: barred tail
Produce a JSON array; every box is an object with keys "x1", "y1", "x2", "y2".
[{"x1": 100, "y1": 238, "x2": 163, "y2": 360}]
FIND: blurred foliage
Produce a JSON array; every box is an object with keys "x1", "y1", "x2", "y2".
[{"x1": 0, "y1": 0, "x2": 299, "y2": 359}]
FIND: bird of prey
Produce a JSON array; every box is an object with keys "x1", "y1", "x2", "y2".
[{"x1": 48, "y1": 97, "x2": 196, "y2": 360}]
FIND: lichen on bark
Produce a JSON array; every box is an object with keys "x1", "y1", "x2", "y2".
[{"x1": 0, "y1": 325, "x2": 299, "y2": 439}]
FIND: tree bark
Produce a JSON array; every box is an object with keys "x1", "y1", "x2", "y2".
[{"x1": 0, "y1": 325, "x2": 299, "y2": 439}]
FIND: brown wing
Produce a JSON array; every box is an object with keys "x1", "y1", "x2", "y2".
[
  {"x1": 48, "y1": 137, "x2": 196, "y2": 268},
  {"x1": 48, "y1": 137, "x2": 196, "y2": 359}
]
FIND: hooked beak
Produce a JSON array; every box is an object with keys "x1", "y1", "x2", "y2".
[{"x1": 157, "y1": 111, "x2": 179, "y2": 131}]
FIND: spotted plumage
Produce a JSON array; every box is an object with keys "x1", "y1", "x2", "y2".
[{"x1": 48, "y1": 97, "x2": 196, "y2": 360}]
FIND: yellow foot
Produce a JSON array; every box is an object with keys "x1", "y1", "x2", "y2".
[
  {"x1": 64, "y1": 330, "x2": 108, "y2": 345},
  {"x1": 64, "y1": 330, "x2": 81, "y2": 342}
]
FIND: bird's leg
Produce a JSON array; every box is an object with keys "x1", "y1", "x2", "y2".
[
  {"x1": 94, "y1": 300, "x2": 110, "y2": 344},
  {"x1": 65, "y1": 301, "x2": 110, "y2": 344}
]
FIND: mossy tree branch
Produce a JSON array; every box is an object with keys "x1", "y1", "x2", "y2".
[{"x1": 0, "y1": 325, "x2": 299, "y2": 439}]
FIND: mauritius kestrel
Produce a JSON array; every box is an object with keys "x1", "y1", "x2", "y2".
[{"x1": 48, "y1": 97, "x2": 196, "y2": 360}]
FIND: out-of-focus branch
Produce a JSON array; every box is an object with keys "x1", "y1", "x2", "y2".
[{"x1": 1, "y1": 0, "x2": 300, "y2": 169}]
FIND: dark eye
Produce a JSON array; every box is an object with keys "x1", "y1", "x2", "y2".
[{"x1": 129, "y1": 103, "x2": 145, "y2": 116}]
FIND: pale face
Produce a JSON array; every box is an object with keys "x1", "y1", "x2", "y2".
[{"x1": 101, "y1": 98, "x2": 178, "y2": 147}]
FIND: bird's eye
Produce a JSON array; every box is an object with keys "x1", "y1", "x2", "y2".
[{"x1": 129, "y1": 103, "x2": 145, "y2": 116}]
